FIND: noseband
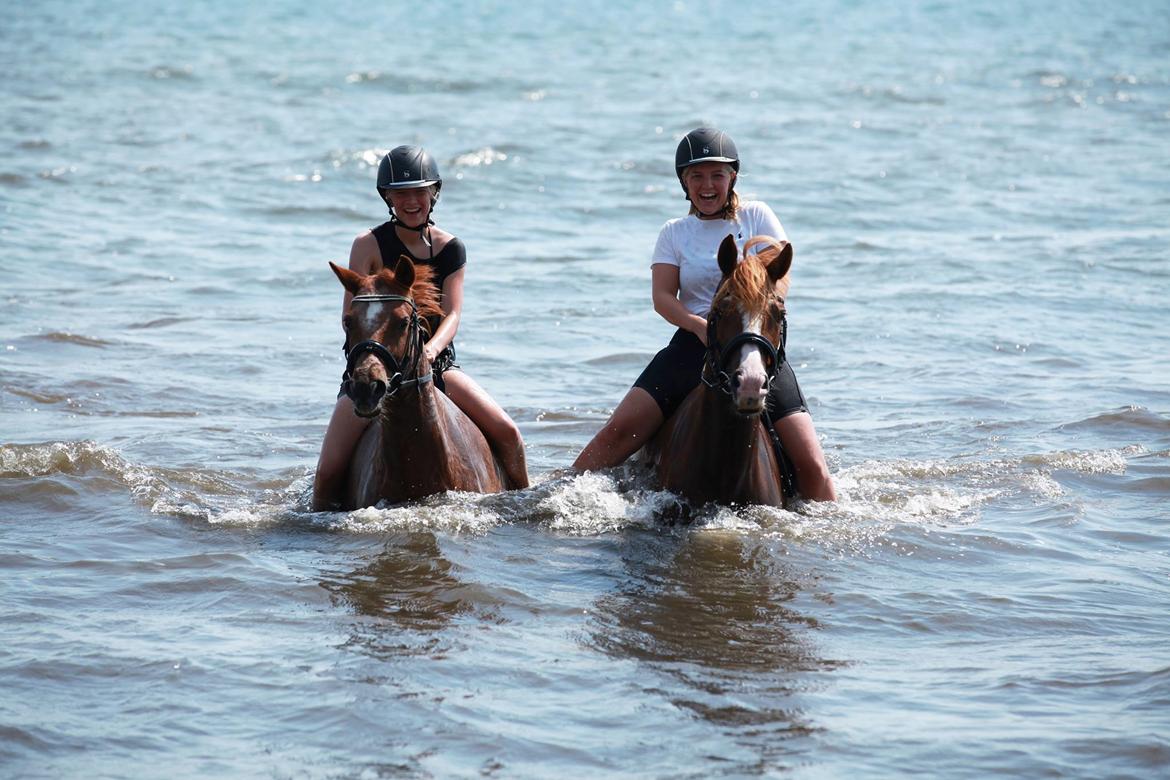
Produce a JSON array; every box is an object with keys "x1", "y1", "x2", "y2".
[
  {"x1": 701, "y1": 301, "x2": 786, "y2": 396},
  {"x1": 342, "y1": 294, "x2": 433, "y2": 401}
]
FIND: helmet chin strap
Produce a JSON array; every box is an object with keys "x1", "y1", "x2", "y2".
[{"x1": 390, "y1": 213, "x2": 435, "y2": 249}]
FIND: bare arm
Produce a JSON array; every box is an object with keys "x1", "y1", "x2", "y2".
[
  {"x1": 652, "y1": 264, "x2": 709, "y2": 345},
  {"x1": 342, "y1": 231, "x2": 381, "y2": 318},
  {"x1": 424, "y1": 267, "x2": 464, "y2": 361}
]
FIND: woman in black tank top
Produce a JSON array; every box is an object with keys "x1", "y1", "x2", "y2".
[{"x1": 311, "y1": 146, "x2": 529, "y2": 510}]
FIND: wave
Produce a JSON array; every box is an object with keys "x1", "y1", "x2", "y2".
[
  {"x1": 31, "y1": 331, "x2": 112, "y2": 348},
  {"x1": 0, "y1": 439, "x2": 1145, "y2": 548},
  {"x1": 1061, "y1": 406, "x2": 1170, "y2": 433},
  {"x1": 0, "y1": 441, "x2": 262, "y2": 519},
  {"x1": 256, "y1": 204, "x2": 370, "y2": 221},
  {"x1": 451, "y1": 147, "x2": 510, "y2": 168},
  {"x1": 126, "y1": 316, "x2": 196, "y2": 330},
  {"x1": 583, "y1": 352, "x2": 654, "y2": 367},
  {"x1": 144, "y1": 65, "x2": 196, "y2": 81},
  {"x1": 340, "y1": 71, "x2": 497, "y2": 95}
]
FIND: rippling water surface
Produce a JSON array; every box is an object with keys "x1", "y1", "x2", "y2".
[{"x1": 3, "y1": 1, "x2": 1170, "y2": 777}]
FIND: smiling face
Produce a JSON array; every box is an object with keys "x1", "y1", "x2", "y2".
[
  {"x1": 384, "y1": 185, "x2": 435, "y2": 228},
  {"x1": 683, "y1": 162, "x2": 736, "y2": 218}
]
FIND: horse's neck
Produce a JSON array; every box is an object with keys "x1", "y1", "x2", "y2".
[
  {"x1": 697, "y1": 390, "x2": 762, "y2": 459},
  {"x1": 688, "y1": 389, "x2": 780, "y2": 504},
  {"x1": 378, "y1": 386, "x2": 450, "y2": 463}
]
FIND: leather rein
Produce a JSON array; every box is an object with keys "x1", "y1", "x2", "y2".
[{"x1": 342, "y1": 294, "x2": 433, "y2": 399}]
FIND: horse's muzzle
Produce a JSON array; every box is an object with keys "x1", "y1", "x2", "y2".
[
  {"x1": 348, "y1": 378, "x2": 386, "y2": 417},
  {"x1": 730, "y1": 363, "x2": 769, "y2": 417}
]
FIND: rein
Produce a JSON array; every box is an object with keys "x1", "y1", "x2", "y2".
[{"x1": 342, "y1": 294, "x2": 433, "y2": 400}]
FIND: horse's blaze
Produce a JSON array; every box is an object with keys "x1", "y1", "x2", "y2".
[
  {"x1": 730, "y1": 311, "x2": 768, "y2": 415},
  {"x1": 359, "y1": 301, "x2": 385, "y2": 332}
]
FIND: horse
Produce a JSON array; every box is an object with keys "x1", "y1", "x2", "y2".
[
  {"x1": 639, "y1": 234, "x2": 795, "y2": 508},
  {"x1": 328, "y1": 256, "x2": 507, "y2": 509}
]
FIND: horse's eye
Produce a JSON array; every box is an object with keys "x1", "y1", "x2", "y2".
[{"x1": 342, "y1": 315, "x2": 354, "y2": 330}]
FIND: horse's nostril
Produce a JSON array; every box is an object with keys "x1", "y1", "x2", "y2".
[{"x1": 369, "y1": 380, "x2": 387, "y2": 403}]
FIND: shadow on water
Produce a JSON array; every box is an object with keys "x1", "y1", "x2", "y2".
[
  {"x1": 318, "y1": 531, "x2": 474, "y2": 660},
  {"x1": 585, "y1": 528, "x2": 843, "y2": 758}
]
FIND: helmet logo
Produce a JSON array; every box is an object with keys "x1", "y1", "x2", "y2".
[{"x1": 702, "y1": 146, "x2": 710, "y2": 155}]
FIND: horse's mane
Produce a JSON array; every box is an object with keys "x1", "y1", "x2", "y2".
[
  {"x1": 712, "y1": 238, "x2": 786, "y2": 317},
  {"x1": 372, "y1": 262, "x2": 444, "y2": 322}
]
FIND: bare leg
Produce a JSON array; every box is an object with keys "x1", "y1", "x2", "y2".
[
  {"x1": 442, "y1": 370, "x2": 529, "y2": 489},
  {"x1": 772, "y1": 411, "x2": 836, "y2": 501},
  {"x1": 312, "y1": 395, "x2": 373, "y2": 510},
  {"x1": 572, "y1": 387, "x2": 664, "y2": 472}
]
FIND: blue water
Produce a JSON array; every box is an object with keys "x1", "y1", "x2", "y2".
[{"x1": 3, "y1": 1, "x2": 1170, "y2": 777}]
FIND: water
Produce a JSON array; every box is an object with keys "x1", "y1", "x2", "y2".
[{"x1": 3, "y1": 0, "x2": 1170, "y2": 776}]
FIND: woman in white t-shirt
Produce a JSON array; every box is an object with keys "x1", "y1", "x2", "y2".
[{"x1": 573, "y1": 127, "x2": 836, "y2": 501}]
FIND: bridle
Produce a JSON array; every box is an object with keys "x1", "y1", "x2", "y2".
[
  {"x1": 701, "y1": 295, "x2": 797, "y2": 498},
  {"x1": 701, "y1": 297, "x2": 786, "y2": 396},
  {"x1": 341, "y1": 294, "x2": 432, "y2": 401}
]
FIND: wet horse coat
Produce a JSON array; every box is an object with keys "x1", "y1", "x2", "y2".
[
  {"x1": 639, "y1": 235, "x2": 794, "y2": 508},
  {"x1": 330, "y1": 258, "x2": 506, "y2": 509}
]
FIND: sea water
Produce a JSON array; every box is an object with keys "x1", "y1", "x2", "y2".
[{"x1": 2, "y1": 1, "x2": 1169, "y2": 776}]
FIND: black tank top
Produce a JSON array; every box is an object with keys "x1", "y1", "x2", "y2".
[{"x1": 370, "y1": 222, "x2": 467, "y2": 299}]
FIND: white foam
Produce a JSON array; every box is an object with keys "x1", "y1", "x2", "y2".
[{"x1": 537, "y1": 471, "x2": 670, "y2": 535}]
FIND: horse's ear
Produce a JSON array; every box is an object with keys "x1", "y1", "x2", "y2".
[
  {"x1": 766, "y1": 242, "x2": 793, "y2": 283},
  {"x1": 717, "y1": 234, "x2": 738, "y2": 276},
  {"x1": 330, "y1": 261, "x2": 364, "y2": 295},
  {"x1": 393, "y1": 255, "x2": 415, "y2": 290}
]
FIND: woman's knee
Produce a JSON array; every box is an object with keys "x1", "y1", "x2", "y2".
[
  {"x1": 792, "y1": 449, "x2": 832, "y2": 482},
  {"x1": 316, "y1": 440, "x2": 348, "y2": 475},
  {"x1": 485, "y1": 414, "x2": 523, "y2": 449},
  {"x1": 775, "y1": 415, "x2": 829, "y2": 467},
  {"x1": 317, "y1": 400, "x2": 368, "y2": 473},
  {"x1": 604, "y1": 391, "x2": 663, "y2": 441}
]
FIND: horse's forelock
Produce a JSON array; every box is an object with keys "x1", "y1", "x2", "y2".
[
  {"x1": 715, "y1": 253, "x2": 772, "y2": 318},
  {"x1": 372, "y1": 264, "x2": 443, "y2": 320}
]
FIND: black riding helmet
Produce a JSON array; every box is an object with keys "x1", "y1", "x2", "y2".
[
  {"x1": 675, "y1": 127, "x2": 740, "y2": 195},
  {"x1": 377, "y1": 145, "x2": 442, "y2": 203},
  {"x1": 377, "y1": 145, "x2": 443, "y2": 246}
]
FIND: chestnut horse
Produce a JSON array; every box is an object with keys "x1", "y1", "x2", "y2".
[
  {"x1": 639, "y1": 235, "x2": 796, "y2": 508},
  {"x1": 329, "y1": 256, "x2": 507, "y2": 508}
]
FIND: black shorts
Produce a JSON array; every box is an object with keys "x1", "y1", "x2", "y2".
[
  {"x1": 632, "y1": 329, "x2": 808, "y2": 421},
  {"x1": 430, "y1": 344, "x2": 458, "y2": 394}
]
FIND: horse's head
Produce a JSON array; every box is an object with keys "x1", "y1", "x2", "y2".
[
  {"x1": 704, "y1": 234, "x2": 793, "y2": 416},
  {"x1": 329, "y1": 256, "x2": 442, "y2": 417}
]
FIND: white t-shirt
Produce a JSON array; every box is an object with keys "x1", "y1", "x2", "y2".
[{"x1": 650, "y1": 200, "x2": 788, "y2": 316}]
